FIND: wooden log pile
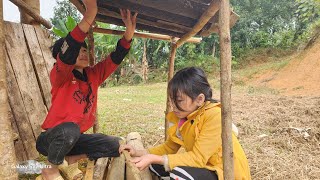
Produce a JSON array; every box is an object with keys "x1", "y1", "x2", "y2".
[{"x1": 87, "y1": 132, "x2": 157, "y2": 180}]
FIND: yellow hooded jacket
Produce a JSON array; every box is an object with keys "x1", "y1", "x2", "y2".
[{"x1": 148, "y1": 101, "x2": 251, "y2": 180}]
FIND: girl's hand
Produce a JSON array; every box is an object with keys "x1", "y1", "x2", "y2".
[
  {"x1": 130, "y1": 154, "x2": 153, "y2": 171},
  {"x1": 131, "y1": 154, "x2": 164, "y2": 171},
  {"x1": 119, "y1": 144, "x2": 136, "y2": 156},
  {"x1": 120, "y1": 9, "x2": 138, "y2": 41}
]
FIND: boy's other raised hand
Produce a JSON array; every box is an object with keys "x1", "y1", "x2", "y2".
[
  {"x1": 120, "y1": 9, "x2": 138, "y2": 42},
  {"x1": 78, "y1": 0, "x2": 98, "y2": 33}
]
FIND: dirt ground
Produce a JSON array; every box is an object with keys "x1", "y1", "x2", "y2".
[
  {"x1": 250, "y1": 38, "x2": 320, "y2": 96},
  {"x1": 142, "y1": 40, "x2": 320, "y2": 180},
  {"x1": 141, "y1": 92, "x2": 320, "y2": 180},
  {"x1": 232, "y1": 93, "x2": 320, "y2": 179}
]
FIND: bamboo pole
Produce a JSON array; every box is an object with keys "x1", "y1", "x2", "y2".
[
  {"x1": 9, "y1": 0, "x2": 52, "y2": 29},
  {"x1": 219, "y1": 0, "x2": 234, "y2": 179},
  {"x1": 164, "y1": 41, "x2": 177, "y2": 140},
  {"x1": 93, "y1": 28, "x2": 202, "y2": 43},
  {"x1": 175, "y1": 0, "x2": 219, "y2": 47},
  {"x1": 0, "y1": 0, "x2": 18, "y2": 178}
]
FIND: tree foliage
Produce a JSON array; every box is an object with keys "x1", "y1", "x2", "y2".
[{"x1": 50, "y1": 0, "x2": 320, "y2": 82}]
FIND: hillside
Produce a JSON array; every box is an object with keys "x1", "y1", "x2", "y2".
[{"x1": 249, "y1": 38, "x2": 320, "y2": 96}]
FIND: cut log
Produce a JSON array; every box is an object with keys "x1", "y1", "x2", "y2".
[{"x1": 126, "y1": 132, "x2": 153, "y2": 180}]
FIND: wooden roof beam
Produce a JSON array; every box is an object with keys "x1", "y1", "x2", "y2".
[
  {"x1": 93, "y1": 27, "x2": 202, "y2": 44},
  {"x1": 176, "y1": 0, "x2": 220, "y2": 47},
  {"x1": 9, "y1": 0, "x2": 52, "y2": 29},
  {"x1": 200, "y1": 11, "x2": 239, "y2": 36}
]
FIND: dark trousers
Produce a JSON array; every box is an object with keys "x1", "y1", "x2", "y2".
[
  {"x1": 36, "y1": 122, "x2": 121, "y2": 165},
  {"x1": 150, "y1": 164, "x2": 218, "y2": 180}
]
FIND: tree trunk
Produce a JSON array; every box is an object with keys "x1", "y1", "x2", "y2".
[
  {"x1": 0, "y1": 0, "x2": 19, "y2": 178},
  {"x1": 19, "y1": 0, "x2": 40, "y2": 25},
  {"x1": 142, "y1": 40, "x2": 148, "y2": 82},
  {"x1": 219, "y1": 0, "x2": 234, "y2": 179},
  {"x1": 212, "y1": 41, "x2": 216, "y2": 57}
]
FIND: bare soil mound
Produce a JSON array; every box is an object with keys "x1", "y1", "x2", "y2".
[{"x1": 250, "y1": 40, "x2": 320, "y2": 96}]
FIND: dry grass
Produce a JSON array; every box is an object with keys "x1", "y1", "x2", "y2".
[{"x1": 97, "y1": 82, "x2": 320, "y2": 180}]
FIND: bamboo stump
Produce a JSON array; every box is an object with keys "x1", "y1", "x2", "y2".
[
  {"x1": 106, "y1": 140, "x2": 126, "y2": 180},
  {"x1": 93, "y1": 158, "x2": 110, "y2": 180},
  {"x1": 126, "y1": 132, "x2": 152, "y2": 180}
]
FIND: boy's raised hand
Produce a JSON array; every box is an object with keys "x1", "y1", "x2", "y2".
[
  {"x1": 83, "y1": 0, "x2": 98, "y2": 12},
  {"x1": 120, "y1": 9, "x2": 138, "y2": 41}
]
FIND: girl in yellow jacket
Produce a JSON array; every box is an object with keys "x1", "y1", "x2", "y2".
[{"x1": 119, "y1": 67, "x2": 251, "y2": 180}]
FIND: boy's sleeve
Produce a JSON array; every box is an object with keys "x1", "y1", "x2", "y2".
[
  {"x1": 51, "y1": 25, "x2": 87, "y2": 87},
  {"x1": 91, "y1": 37, "x2": 131, "y2": 85}
]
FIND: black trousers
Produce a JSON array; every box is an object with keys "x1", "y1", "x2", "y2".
[
  {"x1": 36, "y1": 122, "x2": 121, "y2": 165},
  {"x1": 150, "y1": 164, "x2": 218, "y2": 180}
]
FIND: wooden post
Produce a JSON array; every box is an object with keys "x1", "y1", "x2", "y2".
[
  {"x1": 165, "y1": 40, "x2": 177, "y2": 139},
  {"x1": 219, "y1": 0, "x2": 234, "y2": 179},
  {"x1": 10, "y1": 0, "x2": 52, "y2": 29},
  {"x1": 0, "y1": 0, "x2": 18, "y2": 178},
  {"x1": 19, "y1": 0, "x2": 39, "y2": 25}
]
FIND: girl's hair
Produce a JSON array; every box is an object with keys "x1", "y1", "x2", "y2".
[{"x1": 168, "y1": 67, "x2": 217, "y2": 111}]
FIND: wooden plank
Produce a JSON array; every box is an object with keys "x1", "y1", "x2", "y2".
[
  {"x1": 96, "y1": 15, "x2": 183, "y2": 38},
  {"x1": 99, "y1": 7, "x2": 190, "y2": 34},
  {"x1": 93, "y1": 158, "x2": 109, "y2": 180},
  {"x1": 123, "y1": 0, "x2": 216, "y2": 23},
  {"x1": 33, "y1": 26, "x2": 55, "y2": 76},
  {"x1": 5, "y1": 49, "x2": 39, "y2": 160},
  {"x1": 23, "y1": 24, "x2": 52, "y2": 109},
  {"x1": 84, "y1": 160, "x2": 95, "y2": 180},
  {"x1": 126, "y1": 132, "x2": 152, "y2": 180},
  {"x1": 0, "y1": 2, "x2": 18, "y2": 177},
  {"x1": 4, "y1": 21, "x2": 48, "y2": 137},
  {"x1": 98, "y1": 1, "x2": 196, "y2": 27},
  {"x1": 8, "y1": 103, "x2": 28, "y2": 162}
]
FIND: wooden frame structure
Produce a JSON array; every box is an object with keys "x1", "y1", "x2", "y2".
[{"x1": 0, "y1": 0, "x2": 237, "y2": 179}]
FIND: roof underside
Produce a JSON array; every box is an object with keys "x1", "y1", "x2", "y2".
[{"x1": 95, "y1": 0, "x2": 239, "y2": 38}]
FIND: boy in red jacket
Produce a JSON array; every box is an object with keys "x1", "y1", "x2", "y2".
[{"x1": 36, "y1": 1, "x2": 137, "y2": 179}]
